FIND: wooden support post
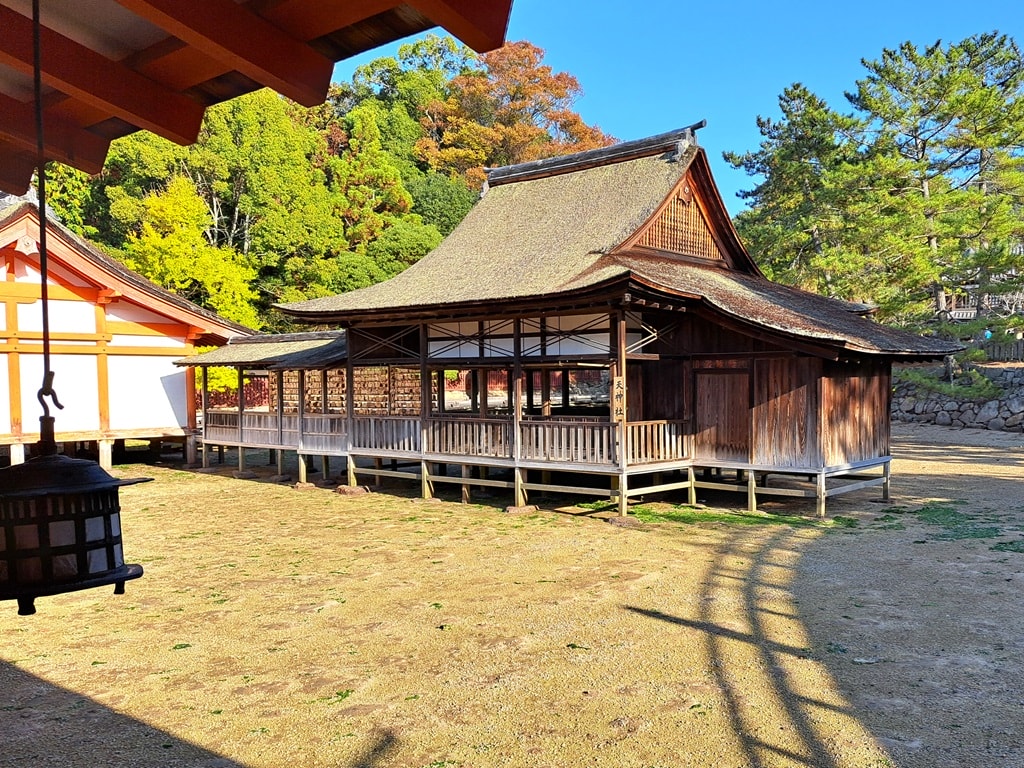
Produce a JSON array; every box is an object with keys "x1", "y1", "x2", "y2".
[
  {"x1": 618, "y1": 470, "x2": 628, "y2": 517},
  {"x1": 747, "y1": 470, "x2": 757, "y2": 513},
  {"x1": 346, "y1": 334, "x2": 356, "y2": 487},
  {"x1": 185, "y1": 435, "x2": 197, "y2": 465},
  {"x1": 512, "y1": 318, "x2": 523, "y2": 503},
  {"x1": 298, "y1": 453, "x2": 307, "y2": 484},
  {"x1": 687, "y1": 466, "x2": 697, "y2": 506},
  {"x1": 276, "y1": 448, "x2": 285, "y2": 477},
  {"x1": 297, "y1": 369, "x2": 306, "y2": 448},
  {"x1": 275, "y1": 370, "x2": 284, "y2": 448},
  {"x1": 217, "y1": 444, "x2": 224, "y2": 464},
  {"x1": 238, "y1": 445, "x2": 246, "y2": 473},
  {"x1": 200, "y1": 366, "x2": 210, "y2": 468},
  {"x1": 420, "y1": 323, "x2": 431, "y2": 500},
  {"x1": 461, "y1": 463, "x2": 471, "y2": 504},
  {"x1": 816, "y1": 472, "x2": 826, "y2": 518},
  {"x1": 882, "y1": 461, "x2": 891, "y2": 501},
  {"x1": 98, "y1": 439, "x2": 113, "y2": 470},
  {"x1": 236, "y1": 367, "x2": 245, "y2": 446},
  {"x1": 321, "y1": 455, "x2": 330, "y2": 482},
  {"x1": 514, "y1": 467, "x2": 526, "y2": 507},
  {"x1": 615, "y1": 310, "x2": 628, "y2": 517},
  {"x1": 374, "y1": 457, "x2": 383, "y2": 486},
  {"x1": 421, "y1": 460, "x2": 432, "y2": 499}
]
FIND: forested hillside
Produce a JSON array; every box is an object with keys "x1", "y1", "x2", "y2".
[{"x1": 44, "y1": 37, "x2": 613, "y2": 331}]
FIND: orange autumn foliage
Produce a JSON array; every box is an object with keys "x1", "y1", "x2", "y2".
[{"x1": 416, "y1": 41, "x2": 615, "y2": 187}]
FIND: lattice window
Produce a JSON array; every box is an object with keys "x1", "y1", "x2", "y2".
[{"x1": 637, "y1": 193, "x2": 723, "y2": 260}]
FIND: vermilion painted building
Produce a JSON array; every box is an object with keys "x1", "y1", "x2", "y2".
[{"x1": 0, "y1": 200, "x2": 250, "y2": 468}]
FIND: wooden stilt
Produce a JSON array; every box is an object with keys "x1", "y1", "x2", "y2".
[
  {"x1": 882, "y1": 461, "x2": 891, "y2": 501},
  {"x1": 98, "y1": 439, "x2": 113, "y2": 470},
  {"x1": 747, "y1": 470, "x2": 757, "y2": 512},
  {"x1": 461, "y1": 463, "x2": 471, "y2": 504},
  {"x1": 687, "y1": 466, "x2": 696, "y2": 506},
  {"x1": 816, "y1": 472, "x2": 826, "y2": 518},
  {"x1": 421, "y1": 460, "x2": 432, "y2": 500},
  {"x1": 298, "y1": 453, "x2": 307, "y2": 484}
]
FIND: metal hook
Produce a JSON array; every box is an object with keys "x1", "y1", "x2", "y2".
[{"x1": 36, "y1": 370, "x2": 64, "y2": 417}]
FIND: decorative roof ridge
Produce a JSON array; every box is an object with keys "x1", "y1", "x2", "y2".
[
  {"x1": 228, "y1": 330, "x2": 344, "y2": 345},
  {"x1": 484, "y1": 121, "x2": 707, "y2": 189}
]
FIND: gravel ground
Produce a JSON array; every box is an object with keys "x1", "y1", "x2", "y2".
[{"x1": 1, "y1": 422, "x2": 1022, "y2": 768}]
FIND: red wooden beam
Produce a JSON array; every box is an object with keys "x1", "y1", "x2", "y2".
[
  {"x1": 252, "y1": 0, "x2": 404, "y2": 41},
  {"x1": 0, "y1": 5, "x2": 205, "y2": 146},
  {"x1": 0, "y1": 94, "x2": 109, "y2": 174},
  {"x1": 113, "y1": 0, "x2": 335, "y2": 107},
  {"x1": 407, "y1": 0, "x2": 514, "y2": 53},
  {"x1": 0, "y1": 145, "x2": 37, "y2": 196}
]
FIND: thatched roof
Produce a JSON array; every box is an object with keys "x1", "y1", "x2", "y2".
[
  {"x1": 615, "y1": 254, "x2": 959, "y2": 356},
  {"x1": 277, "y1": 128, "x2": 960, "y2": 359},
  {"x1": 279, "y1": 134, "x2": 702, "y2": 318},
  {"x1": 176, "y1": 331, "x2": 346, "y2": 370}
]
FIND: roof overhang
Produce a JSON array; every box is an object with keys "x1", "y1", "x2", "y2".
[{"x1": 0, "y1": 0, "x2": 514, "y2": 195}]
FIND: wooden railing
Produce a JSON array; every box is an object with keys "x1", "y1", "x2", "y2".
[
  {"x1": 204, "y1": 411, "x2": 688, "y2": 469},
  {"x1": 983, "y1": 339, "x2": 1024, "y2": 362},
  {"x1": 427, "y1": 417, "x2": 512, "y2": 458},
  {"x1": 625, "y1": 420, "x2": 688, "y2": 464},
  {"x1": 520, "y1": 418, "x2": 616, "y2": 465},
  {"x1": 349, "y1": 416, "x2": 421, "y2": 454},
  {"x1": 299, "y1": 415, "x2": 346, "y2": 452},
  {"x1": 204, "y1": 409, "x2": 239, "y2": 443}
]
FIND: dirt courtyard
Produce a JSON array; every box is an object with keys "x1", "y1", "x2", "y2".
[{"x1": 2, "y1": 422, "x2": 1023, "y2": 768}]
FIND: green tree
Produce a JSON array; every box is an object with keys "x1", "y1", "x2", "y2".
[
  {"x1": 730, "y1": 33, "x2": 1024, "y2": 323},
  {"x1": 123, "y1": 176, "x2": 261, "y2": 328}
]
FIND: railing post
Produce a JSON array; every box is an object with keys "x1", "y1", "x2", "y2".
[
  {"x1": 201, "y1": 367, "x2": 210, "y2": 468},
  {"x1": 237, "y1": 367, "x2": 246, "y2": 472}
]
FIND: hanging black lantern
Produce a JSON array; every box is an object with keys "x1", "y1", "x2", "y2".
[
  {"x1": 0, "y1": 0, "x2": 147, "y2": 616},
  {"x1": 0, "y1": 449, "x2": 147, "y2": 615}
]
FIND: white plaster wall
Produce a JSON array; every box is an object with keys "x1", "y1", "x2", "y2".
[
  {"x1": 105, "y1": 302, "x2": 173, "y2": 324},
  {"x1": 108, "y1": 334, "x2": 186, "y2": 348},
  {"x1": 17, "y1": 299, "x2": 95, "y2": 334},
  {"x1": 0, "y1": 356, "x2": 10, "y2": 433},
  {"x1": 19, "y1": 354, "x2": 100, "y2": 433},
  {"x1": 107, "y1": 356, "x2": 187, "y2": 430}
]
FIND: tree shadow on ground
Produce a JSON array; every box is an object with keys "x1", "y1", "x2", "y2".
[
  {"x1": 0, "y1": 659, "x2": 400, "y2": 768},
  {"x1": 625, "y1": 525, "x2": 888, "y2": 767}
]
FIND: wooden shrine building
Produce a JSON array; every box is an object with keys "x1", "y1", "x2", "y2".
[
  {"x1": 182, "y1": 128, "x2": 959, "y2": 515},
  {"x1": 1, "y1": 200, "x2": 250, "y2": 468}
]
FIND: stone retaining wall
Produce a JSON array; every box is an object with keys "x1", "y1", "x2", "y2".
[{"x1": 891, "y1": 365, "x2": 1024, "y2": 432}]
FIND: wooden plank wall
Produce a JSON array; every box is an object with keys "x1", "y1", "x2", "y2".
[
  {"x1": 692, "y1": 359, "x2": 751, "y2": 462},
  {"x1": 752, "y1": 356, "x2": 822, "y2": 467},
  {"x1": 821, "y1": 360, "x2": 891, "y2": 465}
]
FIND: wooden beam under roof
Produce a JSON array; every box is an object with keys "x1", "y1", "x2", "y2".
[
  {"x1": 0, "y1": 5, "x2": 205, "y2": 146},
  {"x1": 0, "y1": 94, "x2": 109, "y2": 174},
  {"x1": 0, "y1": 147, "x2": 37, "y2": 196},
  {"x1": 248, "y1": 0, "x2": 405, "y2": 41},
  {"x1": 112, "y1": 0, "x2": 335, "y2": 107},
  {"x1": 408, "y1": 0, "x2": 513, "y2": 53}
]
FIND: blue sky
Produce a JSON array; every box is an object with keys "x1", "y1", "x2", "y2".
[{"x1": 336, "y1": 0, "x2": 1024, "y2": 215}]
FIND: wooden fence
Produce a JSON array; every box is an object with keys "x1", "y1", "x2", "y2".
[{"x1": 983, "y1": 339, "x2": 1024, "y2": 362}]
